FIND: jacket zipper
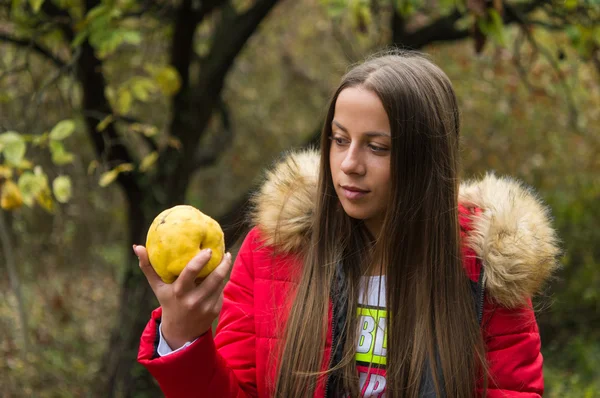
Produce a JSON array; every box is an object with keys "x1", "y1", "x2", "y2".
[
  {"x1": 323, "y1": 298, "x2": 337, "y2": 398},
  {"x1": 477, "y1": 267, "x2": 486, "y2": 325}
]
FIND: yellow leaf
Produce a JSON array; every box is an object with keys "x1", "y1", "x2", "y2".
[
  {"x1": 52, "y1": 175, "x2": 72, "y2": 203},
  {"x1": 116, "y1": 90, "x2": 133, "y2": 114},
  {"x1": 29, "y1": 0, "x2": 45, "y2": 13},
  {"x1": 130, "y1": 123, "x2": 158, "y2": 137},
  {"x1": 49, "y1": 119, "x2": 76, "y2": 141},
  {"x1": 17, "y1": 159, "x2": 34, "y2": 170},
  {"x1": 36, "y1": 188, "x2": 55, "y2": 213},
  {"x1": 96, "y1": 114, "x2": 114, "y2": 132},
  {"x1": 167, "y1": 137, "x2": 182, "y2": 150},
  {"x1": 87, "y1": 160, "x2": 99, "y2": 175},
  {"x1": 1, "y1": 179, "x2": 23, "y2": 210},
  {"x1": 99, "y1": 169, "x2": 119, "y2": 187},
  {"x1": 115, "y1": 163, "x2": 134, "y2": 173},
  {"x1": 0, "y1": 165, "x2": 13, "y2": 179},
  {"x1": 139, "y1": 151, "x2": 158, "y2": 172},
  {"x1": 154, "y1": 66, "x2": 181, "y2": 96}
]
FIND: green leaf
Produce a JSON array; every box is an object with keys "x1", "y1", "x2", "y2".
[
  {"x1": 139, "y1": 151, "x2": 158, "y2": 172},
  {"x1": 130, "y1": 123, "x2": 158, "y2": 137},
  {"x1": 49, "y1": 119, "x2": 76, "y2": 141},
  {"x1": 18, "y1": 171, "x2": 46, "y2": 207},
  {"x1": 320, "y1": 0, "x2": 347, "y2": 18},
  {"x1": 131, "y1": 77, "x2": 157, "y2": 102},
  {"x1": 0, "y1": 131, "x2": 27, "y2": 166},
  {"x1": 98, "y1": 169, "x2": 119, "y2": 187},
  {"x1": 32, "y1": 132, "x2": 49, "y2": 146},
  {"x1": 122, "y1": 30, "x2": 142, "y2": 45},
  {"x1": 52, "y1": 175, "x2": 72, "y2": 203},
  {"x1": 488, "y1": 9, "x2": 506, "y2": 46},
  {"x1": 564, "y1": 0, "x2": 577, "y2": 9},
  {"x1": 50, "y1": 141, "x2": 75, "y2": 165},
  {"x1": 154, "y1": 66, "x2": 182, "y2": 96},
  {"x1": 116, "y1": 89, "x2": 132, "y2": 114},
  {"x1": 71, "y1": 30, "x2": 89, "y2": 48},
  {"x1": 98, "y1": 163, "x2": 133, "y2": 187},
  {"x1": 96, "y1": 114, "x2": 114, "y2": 132},
  {"x1": 29, "y1": 0, "x2": 45, "y2": 13}
]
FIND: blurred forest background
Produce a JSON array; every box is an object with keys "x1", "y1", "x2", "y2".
[{"x1": 0, "y1": 0, "x2": 598, "y2": 397}]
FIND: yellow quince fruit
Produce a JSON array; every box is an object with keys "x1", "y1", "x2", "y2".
[{"x1": 146, "y1": 205, "x2": 225, "y2": 283}]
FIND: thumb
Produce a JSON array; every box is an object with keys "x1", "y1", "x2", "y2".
[{"x1": 134, "y1": 245, "x2": 164, "y2": 293}]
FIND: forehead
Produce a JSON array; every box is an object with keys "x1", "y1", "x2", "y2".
[{"x1": 333, "y1": 87, "x2": 390, "y2": 133}]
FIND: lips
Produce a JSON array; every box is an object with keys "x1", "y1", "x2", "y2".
[
  {"x1": 341, "y1": 185, "x2": 369, "y2": 193},
  {"x1": 340, "y1": 185, "x2": 369, "y2": 200}
]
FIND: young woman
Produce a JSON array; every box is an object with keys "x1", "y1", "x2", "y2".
[{"x1": 136, "y1": 51, "x2": 560, "y2": 397}]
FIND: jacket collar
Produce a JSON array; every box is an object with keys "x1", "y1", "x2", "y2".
[{"x1": 249, "y1": 149, "x2": 561, "y2": 308}]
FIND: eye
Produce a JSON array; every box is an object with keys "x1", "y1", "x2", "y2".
[
  {"x1": 329, "y1": 136, "x2": 349, "y2": 146},
  {"x1": 368, "y1": 144, "x2": 389, "y2": 153}
]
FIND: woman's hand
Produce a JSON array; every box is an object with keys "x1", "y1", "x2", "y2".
[{"x1": 134, "y1": 245, "x2": 233, "y2": 350}]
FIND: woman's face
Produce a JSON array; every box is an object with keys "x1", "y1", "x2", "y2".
[{"x1": 329, "y1": 86, "x2": 392, "y2": 236}]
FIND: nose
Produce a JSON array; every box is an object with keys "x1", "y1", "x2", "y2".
[{"x1": 340, "y1": 144, "x2": 366, "y2": 176}]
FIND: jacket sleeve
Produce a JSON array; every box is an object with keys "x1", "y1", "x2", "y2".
[
  {"x1": 478, "y1": 297, "x2": 544, "y2": 397},
  {"x1": 137, "y1": 228, "x2": 260, "y2": 398}
]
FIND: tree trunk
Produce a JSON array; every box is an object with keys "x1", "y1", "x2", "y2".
[{"x1": 95, "y1": 193, "x2": 166, "y2": 397}]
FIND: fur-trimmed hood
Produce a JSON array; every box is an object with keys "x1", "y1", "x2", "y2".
[{"x1": 249, "y1": 149, "x2": 561, "y2": 308}]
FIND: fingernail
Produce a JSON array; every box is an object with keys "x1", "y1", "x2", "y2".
[
  {"x1": 227, "y1": 252, "x2": 232, "y2": 260},
  {"x1": 204, "y1": 248, "x2": 212, "y2": 255}
]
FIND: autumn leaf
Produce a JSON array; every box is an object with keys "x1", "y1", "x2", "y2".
[
  {"x1": 139, "y1": 151, "x2": 158, "y2": 172},
  {"x1": 18, "y1": 170, "x2": 47, "y2": 207},
  {"x1": 52, "y1": 175, "x2": 72, "y2": 203},
  {"x1": 98, "y1": 163, "x2": 134, "y2": 187},
  {"x1": 49, "y1": 119, "x2": 76, "y2": 141},
  {"x1": 0, "y1": 131, "x2": 27, "y2": 166},
  {"x1": 154, "y1": 66, "x2": 182, "y2": 96},
  {"x1": 1, "y1": 179, "x2": 23, "y2": 210}
]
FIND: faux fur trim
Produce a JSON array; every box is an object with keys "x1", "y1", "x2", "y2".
[
  {"x1": 459, "y1": 173, "x2": 561, "y2": 307},
  {"x1": 249, "y1": 149, "x2": 319, "y2": 253},
  {"x1": 250, "y1": 149, "x2": 561, "y2": 307}
]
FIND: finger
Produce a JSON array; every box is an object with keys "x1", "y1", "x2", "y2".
[
  {"x1": 174, "y1": 249, "x2": 213, "y2": 294},
  {"x1": 134, "y1": 245, "x2": 164, "y2": 293},
  {"x1": 196, "y1": 252, "x2": 233, "y2": 296},
  {"x1": 211, "y1": 292, "x2": 224, "y2": 314}
]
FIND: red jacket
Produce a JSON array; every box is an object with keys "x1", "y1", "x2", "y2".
[{"x1": 138, "y1": 150, "x2": 560, "y2": 397}]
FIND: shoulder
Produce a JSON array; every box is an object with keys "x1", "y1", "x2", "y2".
[
  {"x1": 237, "y1": 226, "x2": 304, "y2": 282},
  {"x1": 458, "y1": 174, "x2": 561, "y2": 307},
  {"x1": 248, "y1": 149, "x2": 561, "y2": 308}
]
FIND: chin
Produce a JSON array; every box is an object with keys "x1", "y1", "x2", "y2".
[{"x1": 339, "y1": 202, "x2": 371, "y2": 222}]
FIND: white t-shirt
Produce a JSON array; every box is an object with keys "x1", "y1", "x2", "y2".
[
  {"x1": 356, "y1": 275, "x2": 387, "y2": 397},
  {"x1": 157, "y1": 276, "x2": 388, "y2": 397}
]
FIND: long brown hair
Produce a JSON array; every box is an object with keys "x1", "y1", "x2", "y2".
[{"x1": 274, "y1": 50, "x2": 487, "y2": 397}]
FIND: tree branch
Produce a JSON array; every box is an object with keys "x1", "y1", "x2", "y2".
[
  {"x1": 0, "y1": 33, "x2": 67, "y2": 69},
  {"x1": 193, "y1": 98, "x2": 234, "y2": 169},
  {"x1": 199, "y1": 0, "x2": 279, "y2": 93},
  {"x1": 158, "y1": 0, "x2": 280, "y2": 200},
  {"x1": 392, "y1": 0, "x2": 549, "y2": 49},
  {"x1": 219, "y1": 125, "x2": 322, "y2": 248}
]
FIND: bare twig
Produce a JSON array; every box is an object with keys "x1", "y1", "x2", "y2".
[
  {"x1": 0, "y1": 33, "x2": 67, "y2": 69},
  {"x1": 506, "y1": 4, "x2": 580, "y2": 131}
]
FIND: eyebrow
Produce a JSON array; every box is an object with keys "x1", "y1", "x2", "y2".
[{"x1": 332, "y1": 120, "x2": 391, "y2": 138}]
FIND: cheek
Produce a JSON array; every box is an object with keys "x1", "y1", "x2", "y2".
[{"x1": 329, "y1": 152, "x2": 339, "y2": 178}]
